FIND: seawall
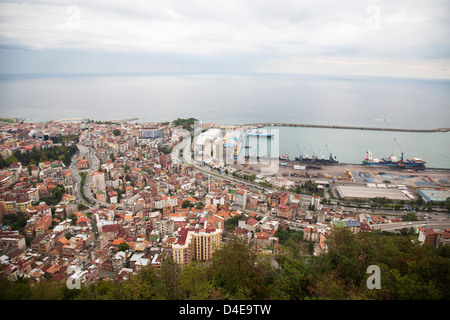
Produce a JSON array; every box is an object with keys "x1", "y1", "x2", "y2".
[{"x1": 243, "y1": 123, "x2": 450, "y2": 133}]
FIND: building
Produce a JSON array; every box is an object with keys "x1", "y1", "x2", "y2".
[
  {"x1": 311, "y1": 195, "x2": 321, "y2": 209},
  {"x1": 77, "y1": 159, "x2": 88, "y2": 170},
  {"x1": 153, "y1": 196, "x2": 178, "y2": 210},
  {"x1": 172, "y1": 228, "x2": 222, "y2": 265},
  {"x1": 235, "y1": 189, "x2": 247, "y2": 207},
  {"x1": 139, "y1": 128, "x2": 163, "y2": 140},
  {"x1": 91, "y1": 171, "x2": 106, "y2": 191},
  {"x1": 418, "y1": 228, "x2": 438, "y2": 246},
  {"x1": 346, "y1": 219, "x2": 361, "y2": 234}
]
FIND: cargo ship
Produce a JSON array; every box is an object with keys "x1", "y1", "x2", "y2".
[
  {"x1": 294, "y1": 143, "x2": 338, "y2": 164},
  {"x1": 295, "y1": 153, "x2": 338, "y2": 164},
  {"x1": 362, "y1": 150, "x2": 426, "y2": 169}
]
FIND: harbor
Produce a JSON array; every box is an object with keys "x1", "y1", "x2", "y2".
[
  {"x1": 239, "y1": 125, "x2": 450, "y2": 169},
  {"x1": 231, "y1": 158, "x2": 450, "y2": 202}
]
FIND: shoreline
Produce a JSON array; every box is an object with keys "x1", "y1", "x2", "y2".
[{"x1": 242, "y1": 122, "x2": 450, "y2": 133}]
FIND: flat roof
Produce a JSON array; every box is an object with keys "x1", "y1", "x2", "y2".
[
  {"x1": 417, "y1": 189, "x2": 450, "y2": 202},
  {"x1": 336, "y1": 186, "x2": 410, "y2": 200}
]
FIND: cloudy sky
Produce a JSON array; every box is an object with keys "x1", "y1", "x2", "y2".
[{"x1": 0, "y1": 0, "x2": 449, "y2": 79}]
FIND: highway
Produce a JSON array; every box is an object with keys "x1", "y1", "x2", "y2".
[{"x1": 372, "y1": 219, "x2": 450, "y2": 232}]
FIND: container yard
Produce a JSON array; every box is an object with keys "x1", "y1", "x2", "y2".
[{"x1": 231, "y1": 159, "x2": 450, "y2": 201}]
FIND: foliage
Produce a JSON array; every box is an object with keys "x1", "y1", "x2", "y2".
[
  {"x1": 172, "y1": 117, "x2": 198, "y2": 131},
  {"x1": 3, "y1": 145, "x2": 78, "y2": 168},
  {"x1": 224, "y1": 214, "x2": 241, "y2": 232},
  {"x1": 291, "y1": 180, "x2": 324, "y2": 196},
  {"x1": 1, "y1": 212, "x2": 28, "y2": 233},
  {"x1": 1, "y1": 230, "x2": 449, "y2": 300},
  {"x1": 275, "y1": 228, "x2": 304, "y2": 246},
  {"x1": 40, "y1": 184, "x2": 65, "y2": 206}
]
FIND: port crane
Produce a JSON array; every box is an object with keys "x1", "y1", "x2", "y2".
[{"x1": 326, "y1": 145, "x2": 338, "y2": 163}]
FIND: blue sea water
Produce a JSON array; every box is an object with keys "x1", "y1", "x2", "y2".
[{"x1": 0, "y1": 73, "x2": 449, "y2": 167}]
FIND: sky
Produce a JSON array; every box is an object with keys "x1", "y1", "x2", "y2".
[{"x1": 0, "y1": 0, "x2": 449, "y2": 79}]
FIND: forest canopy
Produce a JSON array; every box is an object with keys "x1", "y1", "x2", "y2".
[{"x1": 1, "y1": 229, "x2": 449, "y2": 300}]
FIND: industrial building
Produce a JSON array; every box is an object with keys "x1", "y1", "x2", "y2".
[{"x1": 336, "y1": 185, "x2": 412, "y2": 201}]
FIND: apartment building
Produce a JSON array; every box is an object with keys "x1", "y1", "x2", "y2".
[{"x1": 172, "y1": 228, "x2": 222, "y2": 265}]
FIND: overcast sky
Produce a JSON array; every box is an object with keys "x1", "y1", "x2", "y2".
[{"x1": 0, "y1": 0, "x2": 449, "y2": 79}]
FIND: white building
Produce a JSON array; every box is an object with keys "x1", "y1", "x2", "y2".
[{"x1": 91, "y1": 171, "x2": 106, "y2": 191}]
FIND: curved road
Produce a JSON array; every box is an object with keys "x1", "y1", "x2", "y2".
[{"x1": 72, "y1": 142, "x2": 110, "y2": 208}]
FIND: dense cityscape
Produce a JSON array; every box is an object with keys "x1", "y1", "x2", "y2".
[{"x1": 0, "y1": 117, "x2": 449, "y2": 302}]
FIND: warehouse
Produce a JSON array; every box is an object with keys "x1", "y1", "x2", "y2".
[
  {"x1": 336, "y1": 185, "x2": 412, "y2": 201},
  {"x1": 416, "y1": 189, "x2": 450, "y2": 203}
]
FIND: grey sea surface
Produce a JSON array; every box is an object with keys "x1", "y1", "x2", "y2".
[{"x1": 0, "y1": 73, "x2": 449, "y2": 167}]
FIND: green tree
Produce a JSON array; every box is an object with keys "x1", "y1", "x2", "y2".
[
  {"x1": 6, "y1": 156, "x2": 18, "y2": 166},
  {"x1": 178, "y1": 262, "x2": 213, "y2": 300},
  {"x1": 117, "y1": 242, "x2": 129, "y2": 252},
  {"x1": 159, "y1": 254, "x2": 181, "y2": 300},
  {"x1": 211, "y1": 236, "x2": 270, "y2": 299}
]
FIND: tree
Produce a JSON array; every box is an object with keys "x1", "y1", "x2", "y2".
[
  {"x1": 6, "y1": 156, "x2": 18, "y2": 166},
  {"x1": 117, "y1": 242, "x2": 129, "y2": 252},
  {"x1": 178, "y1": 262, "x2": 213, "y2": 300},
  {"x1": 112, "y1": 129, "x2": 121, "y2": 137},
  {"x1": 195, "y1": 201, "x2": 204, "y2": 210},
  {"x1": 159, "y1": 254, "x2": 181, "y2": 300},
  {"x1": 210, "y1": 236, "x2": 270, "y2": 299}
]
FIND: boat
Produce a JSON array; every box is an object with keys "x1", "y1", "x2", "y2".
[
  {"x1": 362, "y1": 150, "x2": 426, "y2": 169},
  {"x1": 295, "y1": 154, "x2": 338, "y2": 164},
  {"x1": 279, "y1": 145, "x2": 290, "y2": 161},
  {"x1": 294, "y1": 143, "x2": 338, "y2": 164}
]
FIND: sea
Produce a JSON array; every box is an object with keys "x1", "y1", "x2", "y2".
[{"x1": 0, "y1": 73, "x2": 449, "y2": 168}]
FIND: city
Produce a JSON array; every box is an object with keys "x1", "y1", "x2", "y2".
[{"x1": 1, "y1": 118, "x2": 449, "y2": 299}]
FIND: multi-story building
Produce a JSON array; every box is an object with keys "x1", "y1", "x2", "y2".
[
  {"x1": 62, "y1": 237, "x2": 84, "y2": 258},
  {"x1": 139, "y1": 128, "x2": 163, "y2": 140},
  {"x1": 235, "y1": 189, "x2": 247, "y2": 207},
  {"x1": 91, "y1": 171, "x2": 106, "y2": 191},
  {"x1": 172, "y1": 228, "x2": 222, "y2": 265},
  {"x1": 153, "y1": 195, "x2": 178, "y2": 209}
]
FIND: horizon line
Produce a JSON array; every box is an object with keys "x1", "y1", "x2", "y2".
[{"x1": 0, "y1": 71, "x2": 449, "y2": 82}]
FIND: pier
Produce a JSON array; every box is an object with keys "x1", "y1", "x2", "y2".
[{"x1": 243, "y1": 123, "x2": 450, "y2": 133}]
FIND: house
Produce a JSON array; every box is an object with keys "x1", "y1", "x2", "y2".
[
  {"x1": 304, "y1": 227, "x2": 320, "y2": 242},
  {"x1": 238, "y1": 217, "x2": 258, "y2": 233},
  {"x1": 418, "y1": 227, "x2": 438, "y2": 246},
  {"x1": 346, "y1": 220, "x2": 361, "y2": 234},
  {"x1": 77, "y1": 159, "x2": 88, "y2": 170}
]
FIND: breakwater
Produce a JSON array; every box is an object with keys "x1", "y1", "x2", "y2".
[{"x1": 243, "y1": 123, "x2": 450, "y2": 133}]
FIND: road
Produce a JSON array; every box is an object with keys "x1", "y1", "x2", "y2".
[
  {"x1": 372, "y1": 219, "x2": 450, "y2": 232},
  {"x1": 72, "y1": 142, "x2": 109, "y2": 209}
]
